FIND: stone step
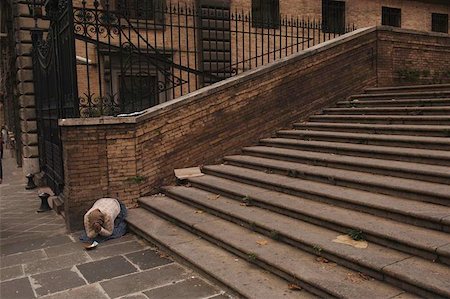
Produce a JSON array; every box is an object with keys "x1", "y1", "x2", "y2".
[
  {"x1": 242, "y1": 145, "x2": 450, "y2": 184},
  {"x1": 194, "y1": 168, "x2": 450, "y2": 264},
  {"x1": 276, "y1": 130, "x2": 450, "y2": 151},
  {"x1": 309, "y1": 115, "x2": 450, "y2": 125},
  {"x1": 138, "y1": 196, "x2": 413, "y2": 299},
  {"x1": 157, "y1": 186, "x2": 450, "y2": 299},
  {"x1": 348, "y1": 91, "x2": 450, "y2": 101},
  {"x1": 126, "y1": 208, "x2": 312, "y2": 299},
  {"x1": 260, "y1": 138, "x2": 450, "y2": 166},
  {"x1": 223, "y1": 155, "x2": 450, "y2": 206},
  {"x1": 322, "y1": 106, "x2": 450, "y2": 115},
  {"x1": 364, "y1": 84, "x2": 450, "y2": 94},
  {"x1": 335, "y1": 98, "x2": 450, "y2": 108},
  {"x1": 293, "y1": 122, "x2": 450, "y2": 137}
]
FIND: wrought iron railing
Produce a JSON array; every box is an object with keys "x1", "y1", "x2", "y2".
[{"x1": 71, "y1": 0, "x2": 355, "y2": 117}]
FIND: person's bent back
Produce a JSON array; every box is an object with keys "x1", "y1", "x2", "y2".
[{"x1": 84, "y1": 198, "x2": 120, "y2": 239}]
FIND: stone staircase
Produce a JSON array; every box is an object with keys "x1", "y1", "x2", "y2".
[{"x1": 127, "y1": 84, "x2": 450, "y2": 298}]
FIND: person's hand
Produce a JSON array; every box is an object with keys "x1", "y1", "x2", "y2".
[{"x1": 93, "y1": 222, "x2": 102, "y2": 233}]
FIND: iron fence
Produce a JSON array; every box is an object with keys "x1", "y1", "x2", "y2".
[{"x1": 73, "y1": 0, "x2": 356, "y2": 117}]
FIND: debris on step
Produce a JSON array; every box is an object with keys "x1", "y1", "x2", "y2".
[
  {"x1": 333, "y1": 235, "x2": 368, "y2": 249},
  {"x1": 287, "y1": 284, "x2": 302, "y2": 291},
  {"x1": 256, "y1": 239, "x2": 269, "y2": 246},
  {"x1": 174, "y1": 167, "x2": 204, "y2": 180}
]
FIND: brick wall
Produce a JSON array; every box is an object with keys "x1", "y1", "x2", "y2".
[
  {"x1": 60, "y1": 26, "x2": 450, "y2": 231},
  {"x1": 60, "y1": 27, "x2": 379, "y2": 230},
  {"x1": 376, "y1": 27, "x2": 450, "y2": 86},
  {"x1": 234, "y1": 0, "x2": 449, "y2": 33}
]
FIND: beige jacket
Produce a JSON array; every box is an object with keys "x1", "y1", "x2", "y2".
[{"x1": 84, "y1": 198, "x2": 120, "y2": 239}]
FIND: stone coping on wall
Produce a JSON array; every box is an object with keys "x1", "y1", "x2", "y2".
[{"x1": 59, "y1": 26, "x2": 378, "y2": 127}]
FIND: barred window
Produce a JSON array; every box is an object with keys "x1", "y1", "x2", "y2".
[
  {"x1": 252, "y1": 0, "x2": 280, "y2": 29},
  {"x1": 120, "y1": 74, "x2": 158, "y2": 113},
  {"x1": 382, "y1": 7, "x2": 401, "y2": 28},
  {"x1": 322, "y1": 0, "x2": 346, "y2": 34},
  {"x1": 432, "y1": 13, "x2": 448, "y2": 33},
  {"x1": 115, "y1": 0, "x2": 165, "y2": 22}
]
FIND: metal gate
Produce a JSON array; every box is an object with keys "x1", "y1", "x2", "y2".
[{"x1": 31, "y1": 0, "x2": 79, "y2": 194}]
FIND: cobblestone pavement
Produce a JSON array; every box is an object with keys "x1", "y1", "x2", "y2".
[{"x1": 0, "y1": 157, "x2": 230, "y2": 299}]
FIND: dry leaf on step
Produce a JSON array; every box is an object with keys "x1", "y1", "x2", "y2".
[
  {"x1": 194, "y1": 210, "x2": 204, "y2": 214},
  {"x1": 316, "y1": 256, "x2": 329, "y2": 263},
  {"x1": 256, "y1": 239, "x2": 269, "y2": 246},
  {"x1": 287, "y1": 284, "x2": 302, "y2": 291},
  {"x1": 333, "y1": 235, "x2": 368, "y2": 249},
  {"x1": 346, "y1": 272, "x2": 372, "y2": 283},
  {"x1": 207, "y1": 194, "x2": 220, "y2": 200}
]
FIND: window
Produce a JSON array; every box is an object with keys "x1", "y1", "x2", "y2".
[
  {"x1": 115, "y1": 0, "x2": 165, "y2": 23},
  {"x1": 119, "y1": 74, "x2": 158, "y2": 113},
  {"x1": 101, "y1": 51, "x2": 168, "y2": 114},
  {"x1": 252, "y1": 0, "x2": 280, "y2": 29},
  {"x1": 382, "y1": 7, "x2": 401, "y2": 27},
  {"x1": 322, "y1": 0, "x2": 346, "y2": 34},
  {"x1": 432, "y1": 13, "x2": 448, "y2": 33}
]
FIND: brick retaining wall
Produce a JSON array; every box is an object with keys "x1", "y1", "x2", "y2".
[{"x1": 59, "y1": 26, "x2": 450, "y2": 230}]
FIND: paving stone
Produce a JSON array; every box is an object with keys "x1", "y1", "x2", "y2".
[
  {"x1": 44, "y1": 241, "x2": 84, "y2": 258},
  {"x1": 0, "y1": 249, "x2": 46, "y2": 268},
  {"x1": 0, "y1": 264, "x2": 24, "y2": 281},
  {"x1": 24, "y1": 251, "x2": 91, "y2": 275},
  {"x1": 0, "y1": 232, "x2": 48, "y2": 245},
  {"x1": 100, "y1": 263, "x2": 189, "y2": 298},
  {"x1": 120, "y1": 294, "x2": 149, "y2": 299},
  {"x1": 77, "y1": 255, "x2": 138, "y2": 283},
  {"x1": 87, "y1": 240, "x2": 147, "y2": 260},
  {"x1": 144, "y1": 277, "x2": 220, "y2": 299},
  {"x1": 31, "y1": 267, "x2": 87, "y2": 296},
  {"x1": 0, "y1": 234, "x2": 72, "y2": 256},
  {"x1": 0, "y1": 277, "x2": 35, "y2": 299},
  {"x1": 39, "y1": 284, "x2": 109, "y2": 299},
  {"x1": 26, "y1": 224, "x2": 67, "y2": 233},
  {"x1": 125, "y1": 249, "x2": 173, "y2": 270}
]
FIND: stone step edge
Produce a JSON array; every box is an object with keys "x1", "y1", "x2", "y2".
[
  {"x1": 364, "y1": 84, "x2": 450, "y2": 93},
  {"x1": 223, "y1": 155, "x2": 450, "y2": 206},
  {"x1": 189, "y1": 173, "x2": 449, "y2": 236},
  {"x1": 278, "y1": 130, "x2": 450, "y2": 144},
  {"x1": 308, "y1": 115, "x2": 450, "y2": 124},
  {"x1": 139, "y1": 198, "x2": 409, "y2": 299},
  {"x1": 200, "y1": 166, "x2": 450, "y2": 263},
  {"x1": 242, "y1": 146, "x2": 450, "y2": 185},
  {"x1": 260, "y1": 138, "x2": 450, "y2": 165},
  {"x1": 126, "y1": 209, "x2": 311, "y2": 299},
  {"x1": 348, "y1": 91, "x2": 450, "y2": 100},
  {"x1": 294, "y1": 122, "x2": 450, "y2": 133},
  {"x1": 324, "y1": 106, "x2": 450, "y2": 111},
  {"x1": 276, "y1": 130, "x2": 450, "y2": 150},
  {"x1": 337, "y1": 98, "x2": 450, "y2": 105},
  {"x1": 132, "y1": 204, "x2": 335, "y2": 298},
  {"x1": 154, "y1": 189, "x2": 449, "y2": 299}
]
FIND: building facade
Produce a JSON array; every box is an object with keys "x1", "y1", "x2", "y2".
[{"x1": 0, "y1": 0, "x2": 448, "y2": 183}]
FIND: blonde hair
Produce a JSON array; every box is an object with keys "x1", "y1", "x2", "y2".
[{"x1": 87, "y1": 209, "x2": 104, "y2": 225}]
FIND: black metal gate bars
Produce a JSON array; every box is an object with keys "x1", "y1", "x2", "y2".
[
  {"x1": 31, "y1": 0, "x2": 355, "y2": 194},
  {"x1": 31, "y1": 0, "x2": 78, "y2": 194}
]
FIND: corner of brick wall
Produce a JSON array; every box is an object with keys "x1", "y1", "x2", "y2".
[
  {"x1": 376, "y1": 27, "x2": 450, "y2": 86},
  {"x1": 61, "y1": 123, "x2": 139, "y2": 230}
]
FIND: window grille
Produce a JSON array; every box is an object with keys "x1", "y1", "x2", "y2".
[
  {"x1": 322, "y1": 0, "x2": 346, "y2": 34},
  {"x1": 382, "y1": 6, "x2": 401, "y2": 28},
  {"x1": 252, "y1": 0, "x2": 280, "y2": 29},
  {"x1": 432, "y1": 13, "x2": 448, "y2": 33}
]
